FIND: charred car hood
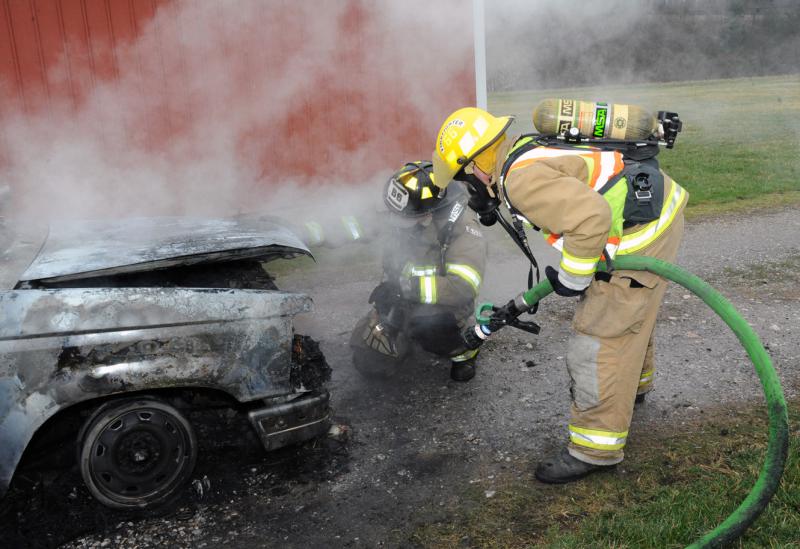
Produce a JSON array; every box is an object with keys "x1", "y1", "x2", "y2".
[{"x1": 18, "y1": 216, "x2": 311, "y2": 284}]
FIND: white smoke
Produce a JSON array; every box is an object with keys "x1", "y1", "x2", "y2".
[
  {"x1": 485, "y1": 0, "x2": 800, "y2": 92},
  {"x1": 1, "y1": 0, "x2": 472, "y2": 227}
]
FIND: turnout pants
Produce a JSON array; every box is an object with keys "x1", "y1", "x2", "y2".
[{"x1": 566, "y1": 212, "x2": 685, "y2": 465}]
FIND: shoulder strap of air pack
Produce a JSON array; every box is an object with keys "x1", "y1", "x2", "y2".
[
  {"x1": 499, "y1": 134, "x2": 539, "y2": 185},
  {"x1": 437, "y1": 197, "x2": 467, "y2": 271},
  {"x1": 437, "y1": 198, "x2": 467, "y2": 249},
  {"x1": 499, "y1": 134, "x2": 540, "y2": 222}
]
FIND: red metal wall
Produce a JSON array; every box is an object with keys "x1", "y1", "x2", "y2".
[{"x1": 0, "y1": 0, "x2": 476, "y2": 186}]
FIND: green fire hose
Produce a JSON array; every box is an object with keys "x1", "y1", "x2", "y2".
[{"x1": 469, "y1": 255, "x2": 789, "y2": 548}]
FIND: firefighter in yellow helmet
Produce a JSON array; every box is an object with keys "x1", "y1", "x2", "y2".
[
  {"x1": 349, "y1": 161, "x2": 488, "y2": 382},
  {"x1": 433, "y1": 107, "x2": 687, "y2": 483}
]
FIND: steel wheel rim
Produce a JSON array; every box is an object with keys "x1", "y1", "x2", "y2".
[{"x1": 88, "y1": 407, "x2": 192, "y2": 503}]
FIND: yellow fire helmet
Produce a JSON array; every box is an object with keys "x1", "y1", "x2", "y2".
[{"x1": 432, "y1": 107, "x2": 514, "y2": 189}]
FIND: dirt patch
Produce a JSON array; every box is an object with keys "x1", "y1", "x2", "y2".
[{"x1": 714, "y1": 253, "x2": 800, "y2": 301}]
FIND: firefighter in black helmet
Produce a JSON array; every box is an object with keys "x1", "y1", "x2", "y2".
[{"x1": 349, "y1": 161, "x2": 488, "y2": 381}]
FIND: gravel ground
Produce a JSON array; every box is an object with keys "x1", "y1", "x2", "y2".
[{"x1": 3, "y1": 207, "x2": 799, "y2": 549}]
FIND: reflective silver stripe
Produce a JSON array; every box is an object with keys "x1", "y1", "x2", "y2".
[
  {"x1": 409, "y1": 265, "x2": 437, "y2": 276},
  {"x1": 509, "y1": 148, "x2": 620, "y2": 193},
  {"x1": 341, "y1": 215, "x2": 363, "y2": 241},
  {"x1": 514, "y1": 147, "x2": 585, "y2": 161},
  {"x1": 592, "y1": 151, "x2": 622, "y2": 193},
  {"x1": 546, "y1": 234, "x2": 565, "y2": 251},
  {"x1": 619, "y1": 182, "x2": 686, "y2": 254},
  {"x1": 420, "y1": 276, "x2": 437, "y2": 304},
  {"x1": 569, "y1": 425, "x2": 627, "y2": 451},
  {"x1": 560, "y1": 251, "x2": 600, "y2": 276},
  {"x1": 446, "y1": 263, "x2": 482, "y2": 294},
  {"x1": 557, "y1": 266, "x2": 592, "y2": 291}
]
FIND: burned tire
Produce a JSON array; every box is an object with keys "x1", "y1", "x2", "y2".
[{"x1": 78, "y1": 397, "x2": 197, "y2": 510}]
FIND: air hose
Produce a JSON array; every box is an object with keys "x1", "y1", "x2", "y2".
[{"x1": 464, "y1": 255, "x2": 789, "y2": 548}]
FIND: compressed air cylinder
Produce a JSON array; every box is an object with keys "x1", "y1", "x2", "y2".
[{"x1": 532, "y1": 98, "x2": 658, "y2": 140}]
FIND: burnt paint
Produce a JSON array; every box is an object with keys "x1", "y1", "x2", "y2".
[{"x1": 0, "y1": 287, "x2": 318, "y2": 498}]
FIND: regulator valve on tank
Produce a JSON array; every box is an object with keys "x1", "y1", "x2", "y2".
[{"x1": 655, "y1": 110, "x2": 682, "y2": 148}]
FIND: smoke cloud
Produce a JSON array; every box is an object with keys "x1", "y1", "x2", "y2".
[
  {"x1": 486, "y1": 0, "x2": 800, "y2": 91},
  {"x1": 0, "y1": 0, "x2": 473, "y2": 226}
]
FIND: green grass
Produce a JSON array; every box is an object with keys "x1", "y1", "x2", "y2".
[
  {"x1": 409, "y1": 400, "x2": 800, "y2": 548},
  {"x1": 489, "y1": 74, "x2": 800, "y2": 216}
]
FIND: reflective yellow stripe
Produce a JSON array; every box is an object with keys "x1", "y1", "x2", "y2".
[
  {"x1": 341, "y1": 216, "x2": 363, "y2": 240},
  {"x1": 560, "y1": 250, "x2": 600, "y2": 276},
  {"x1": 639, "y1": 368, "x2": 654, "y2": 386},
  {"x1": 451, "y1": 348, "x2": 479, "y2": 362},
  {"x1": 419, "y1": 276, "x2": 437, "y2": 304},
  {"x1": 569, "y1": 425, "x2": 628, "y2": 451},
  {"x1": 619, "y1": 181, "x2": 687, "y2": 255},
  {"x1": 446, "y1": 263, "x2": 482, "y2": 294}
]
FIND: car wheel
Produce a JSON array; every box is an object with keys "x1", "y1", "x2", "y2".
[{"x1": 78, "y1": 397, "x2": 197, "y2": 510}]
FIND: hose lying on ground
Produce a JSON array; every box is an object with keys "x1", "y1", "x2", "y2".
[{"x1": 474, "y1": 255, "x2": 789, "y2": 549}]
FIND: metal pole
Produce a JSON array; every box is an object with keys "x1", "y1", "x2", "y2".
[{"x1": 472, "y1": 0, "x2": 488, "y2": 109}]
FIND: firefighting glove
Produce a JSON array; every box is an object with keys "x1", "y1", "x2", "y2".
[
  {"x1": 545, "y1": 266, "x2": 585, "y2": 298},
  {"x1": 369, "y1": 281, "x2": 403, "y2": 315},
  {"x1": 361, "y1": 310, "x2": 404, "y2": 358}
]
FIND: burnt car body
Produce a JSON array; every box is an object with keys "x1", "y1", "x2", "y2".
[{"x1": 0, "y1": 216, "x2": 330, "y2": 508}]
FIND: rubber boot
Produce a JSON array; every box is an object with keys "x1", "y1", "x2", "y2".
[
  {"x1": 635, "y1": 393, "x2": 647, "y2": 405},
  {"x1": 450, "y1": 351, "x2": 477, "y2": 382},
  {"x1": 534, "y1": 448, "x2": 614, "y2": 484}
]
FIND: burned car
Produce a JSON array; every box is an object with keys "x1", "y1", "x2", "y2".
[{"x1": 0, "y1": 216, "x2": 330, "y2": 509}]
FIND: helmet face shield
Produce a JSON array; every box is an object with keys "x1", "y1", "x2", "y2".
[{"x1": 473, "y1": 134, "x2": 505, "y2": 176}]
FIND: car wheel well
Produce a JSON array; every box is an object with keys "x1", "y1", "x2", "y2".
[{"x1": 15, "y1": 387, "x2": 248, "y2": 476}]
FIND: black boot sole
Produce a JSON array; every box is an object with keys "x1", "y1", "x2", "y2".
[{"x1": 534, "y1": 466, "x2": 607, "y2": 484}]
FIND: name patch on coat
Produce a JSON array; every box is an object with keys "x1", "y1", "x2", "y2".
[{"x1": 465, "y1": 225, "x2": 483, "y2": 238}]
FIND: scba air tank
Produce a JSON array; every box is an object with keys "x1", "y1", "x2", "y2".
[{"x1": 532, "y1": 98, "x2": 658, "y2": 140}]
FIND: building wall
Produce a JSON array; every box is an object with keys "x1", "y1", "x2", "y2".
[{"x1": 0, "y1": 0, "x2": 476, "y2": 187}]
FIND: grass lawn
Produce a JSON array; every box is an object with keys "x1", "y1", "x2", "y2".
[
  {"x1": 409, "y1": 399, "x2": 798, "y2": 548},
  {"x1": 489, "y1": 74, "x2": 800, "y2": 218}
]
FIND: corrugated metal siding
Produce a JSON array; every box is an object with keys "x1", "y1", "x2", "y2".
[{"x1": 0, "y1": 0, "x2": 476, "y2": 183}]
